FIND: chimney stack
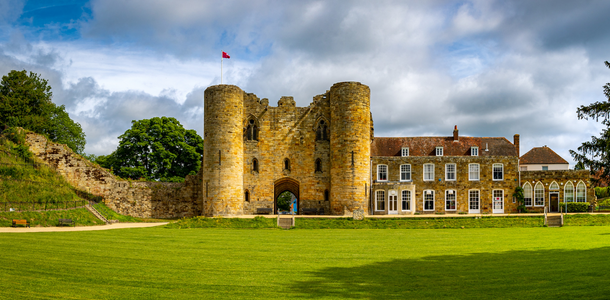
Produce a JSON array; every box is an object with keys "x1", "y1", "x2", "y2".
[
  {"x1": 453, "y1": 125, "x2": 459, "y2": 141},
  {"x1": 514, "y1": 134, "x2": 520, "y2": 156}
]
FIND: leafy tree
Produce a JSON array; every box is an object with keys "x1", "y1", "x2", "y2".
[
  {"x1": 0, "y1": 70, "x2": 85, "y2": 153},
  {"x1": 570, "y1": 61, "x2": 610, "y2": 185},
  {"x1": 277, "y1": 191, "x2": 292, "y2": 212},
  {"x1": 99, "y1": 117, "x2": 203, "y2": 181}
]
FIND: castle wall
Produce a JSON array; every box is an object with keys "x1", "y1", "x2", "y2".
[
  {"x1": 329, "y1": 82, "x2": 371, "y2": 215},
  {"x1": 203, "y1": 85, "x2": 244, "y2": 216},
  {"x1": 25, "y1": 132, "x2": 201, "y2": 219}
]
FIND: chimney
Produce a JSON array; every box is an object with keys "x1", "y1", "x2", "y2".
[
  {"x1": 453, "y1": 125, "x2": 459, "y2": 142},
  {"x1": 514, "y1": 134, "x2": 520, "y2": 156}
]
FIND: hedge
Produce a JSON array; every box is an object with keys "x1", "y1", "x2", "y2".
[{"x1": 558, "y1": 202, "x2": 590, "y2": 212}]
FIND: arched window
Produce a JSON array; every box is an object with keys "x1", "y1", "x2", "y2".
[
  {"x1": 523, "y1": 183, "x2": 532, "y2": 206},
  {"x1": 316, "y1": 119, "x2": 329, "y2": 141},
  {"x1": 315, "y1": 158, "x2": 322, "y2": 172},
  {"x1": 534, "y1": 182, "x2": 544, "y2": 206},
  {"x1": 284, "y1": 158, "x2": 291, "y2": 171},
  {"x1": 564, "y1": 181, "x2": 574, "y2": 202},
  {"x1": 246, "y1": 118, "x2": 259, "y2": 141},
  {"x1": 252, "y1": 158, "x2": 259, "y2": 172},
  {"x1": 245, "y1": 190, "x2": 250, "y2": 202},
  {"x1": 550, "y1": 181, "x2": 559, "y2": 190},
  {"x1": 576, "y1": 181, "x2": 586, "y2": 202},
  {"x1": 324, "y1": 190, "x2": 329, "y2": 201}
]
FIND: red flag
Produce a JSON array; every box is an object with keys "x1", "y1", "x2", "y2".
[{"x1": 222, "y1": 51, "x2": 230, "y2": 59}]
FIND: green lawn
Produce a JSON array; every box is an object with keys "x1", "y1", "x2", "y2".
[{"x1": 1, "y1": 227, "x2": 610, "y2": 299}]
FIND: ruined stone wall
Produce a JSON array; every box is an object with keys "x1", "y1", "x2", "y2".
[
  {"x1": 25, "y1": 132, "x2": 201, "y2": 218},
  {"x1": 520, "y1": 170, "x2": 595, "y2": 212},
  {"x1": 371, "y1": 156, "x2": 520, "y2": 214},
  {"x1": 240, "y1": 90, "x2": 334, "y2": 215}
]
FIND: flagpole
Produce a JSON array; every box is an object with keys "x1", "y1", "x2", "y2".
[{"x1": 221, "y1": 50, "x2": 223, "y2": 84}]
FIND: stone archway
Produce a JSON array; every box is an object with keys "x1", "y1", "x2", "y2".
[{"x1": 274, "y1": 177, "x2": 300, "y2": 214}]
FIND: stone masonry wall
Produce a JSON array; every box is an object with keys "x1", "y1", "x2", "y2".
[
  {"x1": 521, "y1": 170, "x2": 596, "y2": 212},
  {"x1": 25, "y1": 132, "x2": 202, "y2": 218},
  {"x1": 372, "y1": 156, "x2": 519, "y2": 214}
]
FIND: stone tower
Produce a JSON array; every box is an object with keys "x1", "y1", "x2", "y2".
[
  {"x1": 203, "y1": 85, "x2": 244, "y2": 216},
  {"x1": 329, "y1": 82, "x2": 371, "y2": 214}
]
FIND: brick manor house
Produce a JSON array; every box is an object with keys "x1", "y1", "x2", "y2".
[{"x1": 203, "y1": 82, "x2": 593, "y2": 216}]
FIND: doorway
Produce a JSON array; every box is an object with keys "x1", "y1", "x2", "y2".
[
  {"x1": 550, "y1": 193, "x2": 559, "y2": 213},
  {"x1": 388, "y1": 190, "x2": 398, "y2": 214},
  {"x1": 274, "y1": 178, "x2": 300, "y2": 214}
]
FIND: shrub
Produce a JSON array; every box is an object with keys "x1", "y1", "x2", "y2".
[
  {"x1": 595, "y1": 187, "x2": 610, "y2": 199},
  {"x1": 559, "y1": 202, "x2": 590, "y2": 212}
]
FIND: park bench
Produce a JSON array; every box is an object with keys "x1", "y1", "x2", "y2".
[
  {"x1": 318, "y1": 208, "x2": 325, "y2": 215},
  {"x1": 256, "y1": 208, "x2": 273, "y2": 215},
  {"x1": 58, "y1": 218, "x2": 74, "y2": 227},
  {"x1": 301, "y1": 208, "x2": 318, "y2": 215},
  {"x1": 12, "y1": 219, "x2": 30, "y2": 228}
]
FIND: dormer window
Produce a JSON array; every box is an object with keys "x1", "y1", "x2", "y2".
[
  {"x1": 471, "y1": 147, "x2": 478, "y2": 156},
  {"x1": 401, "y1": 147, "x2": 409, "y2": 157},
  {"x1": 436, "y1": 147, "x2": 443, "y2": 156}
]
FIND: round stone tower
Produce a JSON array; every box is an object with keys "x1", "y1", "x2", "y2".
[
  {"x1": 203, "y1": 85, "x2": 244, "y2": 216},
  {"x1": 329, "y1": 82, "x2": 371, "y2": 215}
]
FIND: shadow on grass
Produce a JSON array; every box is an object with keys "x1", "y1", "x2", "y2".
[{"x1": 292, "y1": 247, "x2": 610, "y2": 299}]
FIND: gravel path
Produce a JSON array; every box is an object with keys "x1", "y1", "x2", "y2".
[{"x1": 0, "y1": 222, "x2": 168, "y2": 233}]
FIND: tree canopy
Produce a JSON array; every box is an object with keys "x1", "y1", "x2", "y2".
[
  {"x1": 570, "y1": 61, "x2": 610, "y2": 185},
  {"x1": 98, "y1": 117, "x2": 203, "y2": 182},
  {"x1": 0, "y1": 70, "x2": 86, "y2": 154}
]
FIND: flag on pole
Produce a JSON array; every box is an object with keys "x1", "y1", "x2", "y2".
[{"x1": 222, "y1": 51, "x2": 230, "y2": 59}]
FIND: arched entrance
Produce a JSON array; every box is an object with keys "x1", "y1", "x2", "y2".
[{"x1": 274, "y1": 177, "x2": 300, "y2": 214}]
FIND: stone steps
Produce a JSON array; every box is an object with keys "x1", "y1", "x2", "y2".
[
  {"x1": 86, "y1": 203, "x2": 111, "y2": 225},
  {"x1": 547, "y1": 215, "x2": 562, "y2": 227}
]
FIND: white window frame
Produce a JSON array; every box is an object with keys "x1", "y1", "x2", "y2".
[
  {"x1": 523, "y1": 182, "x2": 533, "y2": 207},
  {"x1": 542, "y1": 166, "x2": 549, "y2": 171},
  {"x1": 445, "y1": 190, "x2": 456, "y2": 211},
  {"x1": 375, "y1": 190, "x2": 385, "y2": 211},
  {"x1": 469, "y1": 189, "x2": 480, "y2": 213},
  {"x1": 377, "y1": 164, "x2": 388, "y2": 181},
  {"x1": 564, "y1": 181, "x2": 574, "y2": 202},
  {"x1": 400, "y1": 164, "x2": 411, "y2": 182},
  {"x1": 471, "y1": 147, "x2": 478, "y2": 156},
  {"x1": 401, "y1": 190, "x2": 411, "y2": 211},
  {"x1": 492, "y1": 163, "x2": 503, "y2": 181},
  {"x1": 469, "y1": 163, "x2": 480, "y2": 181},
  {"x1": 445, "y1": 163, "x2": 456, "y2": 181},
  {"x1": 493, "y1": 189, "x2": 504, "y2": 212},
  {"x1": 550, "y1": 181, "x2": 559, "y2": 190},
  {"x1": 423, "y1": 190, "x2": 435, "y2": 211},
  {"x1": 576, "y1": 181, "x2": 586, "y2": 202},
  {"x1": 401, "y1": 147, "x2": 409, "y2": 157},
  {"x1": 534, "y1": 182, "x2": 545, "y2": 207},
  {"x1": 436, "y1": 147, "x2": 443, "y2": 156},
  {"x1": 423, "y1": 163, "x2": 434, "y2": 181}
]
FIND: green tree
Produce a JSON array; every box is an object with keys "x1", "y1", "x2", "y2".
[
  {"x1": 99, "y1": 117, "x2": 203, "y2": 181},
  {"x1": 277, "y1": 191, "x2": 292, "y2": 212},
  {"x1": 570, "y1": 61, "x2": 610, "y2": 185},
  {"x1": 0, "y1": 70, "x2": 85, "y2": 154}
]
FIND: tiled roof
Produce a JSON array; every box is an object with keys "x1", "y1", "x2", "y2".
[
  {"x1": 520, "y1": 146, "x2": 568, "y2": 165},
  {"x1": 371, "y1": 136, "x2": 518, "y2": 157}
]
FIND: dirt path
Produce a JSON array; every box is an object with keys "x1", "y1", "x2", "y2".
[{"x1": 0, "y1": 222, "x2": 168, "y2": 233}]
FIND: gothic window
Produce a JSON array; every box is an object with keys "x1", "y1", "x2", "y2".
[
  {"x1": 246, "y1": 118, "x2": 259, "y2": 141},
  {"x1": 316, "y1": 119, "x2": 329, "y2": 141},
  {"x1": 315, "y1": 158, "x2": 322, "y2": 172},
  {"x1": 284, "y1": 158, "x2": 291, "y2": 171},
  {"x1": 252, "y1": 158, "x2": 259, "y2": 172}
]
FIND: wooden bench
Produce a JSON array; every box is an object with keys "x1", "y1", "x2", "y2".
[
  {"x1": 58, "y1": 218, "x2": 74, "y2": 227},
  {"x1": 256, "y1": 208, "x2": 273, "y2": 215},
  {"x1": 12, "y1": 219, "x2": 30, "y2": 228},
  {"x1": 318, "y1": 208, "x2": 325, "y2": 215},
  {"x1": 301, "y1": 208, "x2": 318, "y2": 215},
  {"x1": 598, "y1": 206, "x2": 610, "y2": 211}
]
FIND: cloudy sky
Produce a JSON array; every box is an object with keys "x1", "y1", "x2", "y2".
[{"x1": 1, "y1": 0, "x2": 609, "y2": 165}]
